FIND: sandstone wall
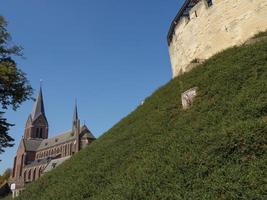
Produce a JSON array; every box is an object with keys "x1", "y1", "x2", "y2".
[{"x1": 169, "y1": 0, "x2": 267, "y2": 77}]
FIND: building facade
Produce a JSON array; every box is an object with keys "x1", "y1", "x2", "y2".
[
  {"x1": 168, "y1": 0, "x2": 267, "y2": 77},
  {"x1": 9, "y1": 87, "x2": 95, "y2": 196}
]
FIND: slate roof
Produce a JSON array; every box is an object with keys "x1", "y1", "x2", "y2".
[
  {"x1": 37, "y1": 130, "x2": 76, "y2": 150},
  {"x1": 23, "y1": 139, "x2": 42, "y2": 152},
  {"x1": 23, "y1": 125, "x2": 95, "y2": 152}
]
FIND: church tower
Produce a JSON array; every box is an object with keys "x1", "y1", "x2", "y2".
[
  {"x1": 24, "y1": 86, "x2": 48, "y2": 140},
  {"x1": 73, "y1": 102, "x2": 80, "y2": 152}
]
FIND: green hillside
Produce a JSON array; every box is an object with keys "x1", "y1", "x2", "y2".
[{"x1": 9, "y1": 36, "x2": 267, "y2": 199}]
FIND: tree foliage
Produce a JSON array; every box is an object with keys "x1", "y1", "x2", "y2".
[
  {"x1": 0, "y1": 16, "x2": 32, "y2": 157},
  {"x1": 0, "y1": 168, "x2": 11, "y2": 186}
]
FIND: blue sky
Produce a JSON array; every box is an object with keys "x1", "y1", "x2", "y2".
[{"x1": 0, "y1": 0, "x2": 182, "y2": 174}]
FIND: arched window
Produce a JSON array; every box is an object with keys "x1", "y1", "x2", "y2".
[
  {"x1": 36, "y1": 128, "x2": 39, "y2": 138},
  {"x1": 70, "y1": 143, "x2": 73, "y2": 155},
  {"x1": 19, "y1": 154, "x2": 24, "y2": 176},
  {"x1": 33, "y1": 168, "x2": 36, "y2": 180},
  {"x1": 24, "y1": 170, "x2": 27, "y2": 182},
  {"x1": 64, "y1": 145, "x2": 67, "y2": 156},
  {"x1": 38, "y1": 167, "x2": 42, "y2": 177},
  {"x1": 28, "y1": 169, "x2": 31, "y2": 181},
  {"x1": 40, "y1": 128, "x2": 43, "y2": 138},
  {"x1": 66, "y1": 144, "x2": 68, "y2": 156}
]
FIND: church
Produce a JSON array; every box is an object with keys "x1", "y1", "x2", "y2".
[{"x1": 9, "y1": 87, "x2": 96, "y2": 196}]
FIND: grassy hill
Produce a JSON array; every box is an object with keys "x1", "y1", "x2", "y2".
[{"x1": 7, "y1": 35, "x2": 267, "y2": 200}]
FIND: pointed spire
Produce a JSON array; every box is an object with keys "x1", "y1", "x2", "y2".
[
  {"x1": 73, "y1": 100, "x2": 79, "y2": 122},
  {"x1": 31, "y1": 85, "x2": 45, "y2": 121}
]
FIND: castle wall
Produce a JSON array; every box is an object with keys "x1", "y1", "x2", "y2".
[{"x1": 169, "y1": 0, "x2": 267, "y2": 77}]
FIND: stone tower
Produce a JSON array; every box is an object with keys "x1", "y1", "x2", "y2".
[
  {"x1": 168, "y1": 0, "x2": 267, "y2": 77},
  {"x1": 24, "y1": 86, "x2": 48, "y2": 140}
]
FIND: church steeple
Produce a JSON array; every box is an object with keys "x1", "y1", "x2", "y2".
[
  {"x1": 72, "y1": 101, "x2": 80, "y2": 152},
  {"x1": 72, "y1": 101, "x2": 80, "y2": 131},
  {"x1": 24, "y1": 86, "x2": 48, "y2": 140},
  {"x1": 31, "y1": 86, "x2": 45, "y2": 121},
  {"x1": 73, "y1": 101, "x2": 78, "y2": 123}
]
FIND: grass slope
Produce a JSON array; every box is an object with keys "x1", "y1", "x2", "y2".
[{"x1": 11, "y1": 38, "x2": 267, "y2": 200}]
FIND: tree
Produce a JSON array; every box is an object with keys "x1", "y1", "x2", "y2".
[
  {"x1": 0, "y1": 168, "x2": 11, "y2": 185},
  {"x1": 0, "y1": 16, "x2": 32, "y2": 158}
]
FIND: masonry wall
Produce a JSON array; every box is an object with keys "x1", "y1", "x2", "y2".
[{"x1": 169, "y1": 0, "x2": 267, "y2": 77}]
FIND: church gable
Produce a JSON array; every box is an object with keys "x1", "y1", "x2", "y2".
[
  {"x1": 79, "y1": 125, "x2": 95, "y2": 139},
  {"x1": 32, "y1": 114, "x2": 48, "y2": 126}
]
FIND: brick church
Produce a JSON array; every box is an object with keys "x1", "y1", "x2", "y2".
[{"x1": 9, "y1": 87, "x2": 96, "y2": 195}]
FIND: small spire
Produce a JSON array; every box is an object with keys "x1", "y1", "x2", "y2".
[
  {"x1": 31, "y1": 85, "x2": 45, "y2": 121},
  {"x1": 73, "y1": 100, "x2": 79, "y2": 122}
]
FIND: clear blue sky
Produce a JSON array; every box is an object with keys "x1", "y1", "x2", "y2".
[{"x1": 0, "y1": 0, "x2": 182, "y2": 174}]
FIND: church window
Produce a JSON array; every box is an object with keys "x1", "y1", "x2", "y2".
[
  {"x1": 12, "y1": 156, "x2": 17, "y2": 178},
  {"x1": 20, "y1": 154, "x2": 24, "y2": 177},
  {"x1": 38, "y1": 168, "x2": 42, "y2": 177},
  {"x1": 40, "y1": 128, "x2": 43, "y2": 138},
  {"x1": 24, "y1": 171, "x2": 27, "y2": 182},
  {"x1": 70, "y1": 143, "x2": 73, "y2": 155},
  {"x1": 28, "y1": 169, "x2": 31, "y2": 180},
  {"x1": 33, "y1": 168, "x2": 36, "y2": 180},
  {"x1": 36, "y1": 128, "x2": 39, "y2": 137},
  {"x1": 64, "y1": 145, "x2": 67, "y2": 156}
]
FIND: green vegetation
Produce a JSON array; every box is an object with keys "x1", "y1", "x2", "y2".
[
  {"x1": 8, "y1": 37, "x2": 267, "y2": 199},
  {"x1": 0, "y1": 16, "x2": 32, "y2": 158},
  {"x1": 0, "y1": 169, "x2": 11, "y2": 186},
  {"x1": 0, "y1": 169, "x2": 11, "y2": 198}
]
